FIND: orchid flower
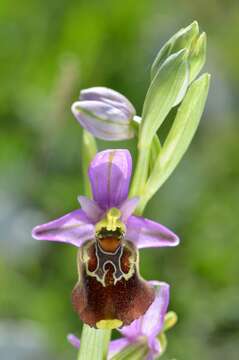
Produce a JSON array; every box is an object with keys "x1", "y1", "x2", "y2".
[
  {"x1": 68, "y1": 282, "x2": 171, "y2": 359},
  {"x1": 32, "y1": 149, "x2": 179, "y2": 328}
]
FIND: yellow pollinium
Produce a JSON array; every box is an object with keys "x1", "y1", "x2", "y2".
[
  {"x1": 96, "y1": 319, "x2": 123, "y2": 330},
  {"x1": 95, "y1": 208, "x2": 126, "y2": 233}
]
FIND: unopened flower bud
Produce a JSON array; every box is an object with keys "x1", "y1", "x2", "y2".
[
  {"x1": 71, "y1": 87, "x2": 136, "y2": 141},
  {"x1": 151, "y1": 21, "x2": 206, "y2": 83}
]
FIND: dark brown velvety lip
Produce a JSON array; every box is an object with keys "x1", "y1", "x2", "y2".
[{"x1": 72, "y1": 240, "x2": 155, "y2": 328}]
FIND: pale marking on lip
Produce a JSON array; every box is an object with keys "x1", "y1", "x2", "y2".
[{"x1": 83, "y1": 240, "x2": 136, "y2": 287}]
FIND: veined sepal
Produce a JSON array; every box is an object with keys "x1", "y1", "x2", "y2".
[{"x1": 72, "y1": 87, "x2": 136, "y2": 141}]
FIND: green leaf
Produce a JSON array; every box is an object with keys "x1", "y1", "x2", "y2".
[
  {"x1": 139, "y1": 73, "x2": 210, "y2": 212},
  {"x1": 78, "y1": 325, "x2": 111, "y2": 360},
  {"x1": 151, "y1": 21, "x2": 199, "y2": 80},
  {"x1": 139, "y1": 49, "x2": 189, "y2": 148},
  {"x1": 130, "y1": 50, "x2": 189, "y2": 201},
  {"x1": 151, "y1": 21, "x2": 207, "y2": 86},
  {"x1": 189, "y1": 32, "x2": 207, "y2": 83},
  {"x1": 149, "y1": 134, "x2": 162, "y2": 173},
  {"x1": 82, "y1": 129, "x2": 97, "y2": 198}
]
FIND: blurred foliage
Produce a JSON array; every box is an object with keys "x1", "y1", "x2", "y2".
[{"x1": 0, "y1": 0, "x2": 239, "y2": 359}]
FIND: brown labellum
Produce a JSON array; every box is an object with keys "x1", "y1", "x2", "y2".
[{"x1": 72, "y1": 239, "x2": 155, "y2": 328}]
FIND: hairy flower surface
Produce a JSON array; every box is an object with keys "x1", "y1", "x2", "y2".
[
  {"x1": 71, "y1": 87, "x2": 136, "y2": 140},
  {"x1": 68, "y1": 281, "x2": 170, "y2": 359},
  {"x1": 32, "y1": 149, "x2": 179, "y2": 328}
]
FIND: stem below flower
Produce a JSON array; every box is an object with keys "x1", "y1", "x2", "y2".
[
  {"x1": 82, "y1": 130, "x2": 97, "y2": 198},
  {"x1": 78, "y1": 325, "x2": 111, "y2": 360}
]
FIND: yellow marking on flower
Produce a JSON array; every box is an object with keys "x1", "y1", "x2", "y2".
[
  {"x1": 96, "y1": 319, "x2": 123, "y2": 330},
  {"x1": 95, "y1": 208, "x2": 126, "y2": 233}
]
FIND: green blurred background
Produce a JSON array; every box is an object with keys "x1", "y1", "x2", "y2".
[{"x1": 1, "y1": 0, "x2": 239, "y2": 359}]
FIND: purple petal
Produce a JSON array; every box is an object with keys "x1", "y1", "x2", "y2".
[
  {"x1": 145, "y1": 354, "x2": 154, "y2": 360},
  {"x1": 140, "y1": 282, "x2": 170, "y2": 338},
  {"x1": 120, "y1": 197, "x2": 139, "y2": 223},
  {"x1": 32, "y1": 209, "x2": 94, "y2": 247},
  {"x1": 71, "y1": 101, "x2": 134, "y2": 141},
  {"x1": 80, "y1": 87, "x2": 136, "y2": 118},
  {"x1": 146, "y1": 338, "x2": 161, "y2": 360},
  {"x1": 67, "y1": 334, "x2": 80, "y2": 348},
  {"x1": 88, "y1": 149, "x2": 132, "y2": 210},
  {"x1": 119, "y1": 319, "x2": 142, "y2": 341},
  {"x1": 109, "y1": 338, "x2": 130, "y2": 358},
  {"x1": 119, "y1": 281, "x2": 169, "y2": 342},
  {"x1": 77, "y1": 196, "x2": 103, "y2": 223},
  {"x1": 126, "y1": 216, "x2": 180, "y2": 248},
  {"x1": 72, "y1": 101, "x2": 130, "y2": 122}
]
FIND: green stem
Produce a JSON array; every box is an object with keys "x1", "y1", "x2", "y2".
[
  {"x1": 78, "y1": 325, "x2": 111, "y2": 360},
  {"x1": 129, "y1": 145, "x2": 150, "y2": 203},
  {"x1": 82, "y1": 130, "x2": 97, "y2": 197}
]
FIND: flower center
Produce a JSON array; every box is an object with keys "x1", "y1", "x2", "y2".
[
  {"x1": 83, "y1": 207, "x2": 129, "y2": 286},
  {"x1": 95, "y1": 208, "x2": 126, "y2": 253}
]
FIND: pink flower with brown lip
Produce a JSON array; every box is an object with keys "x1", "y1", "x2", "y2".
[
  {"x1": 32, "y1": 149, "x2": 179, "y2": 328},
  {"x1": 68, "y1": 281, "x2": 170, "y2": 359}
]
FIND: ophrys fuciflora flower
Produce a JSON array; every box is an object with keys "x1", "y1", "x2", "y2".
[{"x1": 32, "y1": 149, "x2": 179, "y2": 329}]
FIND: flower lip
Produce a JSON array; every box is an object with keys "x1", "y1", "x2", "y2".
[
  {"x1": 117, "y1": 281, "x2": 170, "y2": 358},
  {"x1": 68, "y1": 281, "x2": 170, "y2": 358}
]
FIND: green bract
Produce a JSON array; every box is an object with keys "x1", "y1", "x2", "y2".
[
  {"x1": 130, "y1": 22, "x2": 210, "y2": 213},
  {"x1": 138, "y1": 73, "x2": 210, "y2": 212},
  {"x1": 151, "y1": 21, "x2": 206, "y2": 84},
  {"x1": 149, "y1": 134, "x2": 161, "y2": 173},
  {"x1": 130, "y1": 49, "x2": 189, "y2": 198},
  {"x1": 188, "y1": 31, "x2": 207, "y2": 82},
  {"x1": 140, "y1": 48, "x2": 189, "y2": 148}
]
